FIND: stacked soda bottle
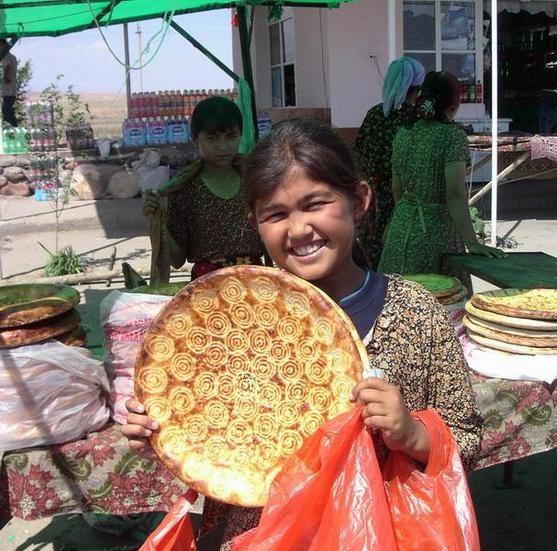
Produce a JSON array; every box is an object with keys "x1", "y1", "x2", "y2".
[
  {"x1": 458, "y1": 80, "x2": 483, "y2": 104},
  {"x1": 123, "y1": 88, "x2": 237, "y2": 148}
]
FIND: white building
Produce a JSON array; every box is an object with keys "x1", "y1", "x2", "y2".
[{"x1": 232, "y1": 0, "x2": 557, "y2": 137}]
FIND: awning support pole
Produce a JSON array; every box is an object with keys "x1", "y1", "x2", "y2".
[
  {"x1": 237, "y1": 6, "x2": 259, "y2": 140},
  {"x1": 0, "y1": 38, "x2": 19, "y2": 63},
  {"x1": 169, "y1": 20, "x2": 240, "y2": 83},
  {"x1": 490, "y1": 0, "x2": 498, "y2": 247},
  {"x1": 123, "y1": 23, "x2": 132, "y2": 118}
]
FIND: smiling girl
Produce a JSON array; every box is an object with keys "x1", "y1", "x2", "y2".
[{"x1": 125, "y1": 119, "x2": 482, "y2": 549}]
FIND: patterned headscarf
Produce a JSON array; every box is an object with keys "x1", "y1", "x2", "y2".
[{"x1": 382, "y1": 57, "x2": 425, "y2": 117}]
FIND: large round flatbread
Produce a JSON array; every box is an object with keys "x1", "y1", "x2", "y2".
[
  {"x1": 403, "y1": 273, "x2": 462, "y2": 298},
  {"x1": 471, "y1": 288, "x2": 557, "y2": 321},
  {"x1": 463, "y1": 315, "x2": 557, "y2": 348},
  {"x1": 135, "y1": 266, "x2": 367, "y2": 507},
  {"x1": 467, "y1": 330, "x2": 557, "y2": 356},
  {"x1": 0, "y1": 284, "x2": 80, "y2": 328},
  {"x1": 465, "y1": 300, "x2": 557, "y2": 330},
  {"x1": 0, "y1": 309, "x2": 81, "y2": 348}
]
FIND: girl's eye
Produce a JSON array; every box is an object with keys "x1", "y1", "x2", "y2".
[
  {"x1": 262, "y1": 212, "x2": 285, "y2": 223},
  {"x1": 307, "y1": 201, "x2": 326, "y2": 210}
]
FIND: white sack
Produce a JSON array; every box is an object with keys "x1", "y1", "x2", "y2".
[
  {"x1": 0, "y1": 341, "x2": 110, "y2": 451},
  {"x1": 108, "y1": 169, "x2": 140, "y2": 199},
  {"x1": 100, "y1": 290, "x2": 172, "y2": 423}
]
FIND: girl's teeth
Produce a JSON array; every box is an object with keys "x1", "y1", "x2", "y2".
[{"x1": 293, "y1": 241, "x2": 323, "y2": 256}]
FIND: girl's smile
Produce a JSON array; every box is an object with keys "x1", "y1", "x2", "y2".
[{"x1": 254, "y1": 166, "x2": 371, "y2": 301}]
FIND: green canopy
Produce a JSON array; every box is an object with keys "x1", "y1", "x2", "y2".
[{"x1": 0, "y1": 0, "x2": 345, "y2": 38}]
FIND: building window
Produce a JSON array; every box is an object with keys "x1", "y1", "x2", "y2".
[
  {"x1": 403, "y1": 1, "x2": 476, "y2": 85},
  {"x1": 269, "y1": 10, "x2": 296, "y2": 107}
]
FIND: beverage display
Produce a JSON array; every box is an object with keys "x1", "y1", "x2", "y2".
[{"x1": 129, "y1": 88, "x2": 237, "y2": 119}]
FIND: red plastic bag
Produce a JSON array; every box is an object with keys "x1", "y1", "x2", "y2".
[
  {"x1": 139, "y1": 489, "x2": 198, "y2": 551},
  {"x1": 232, "y1": 407, "x2": 479, "y2": 551}
]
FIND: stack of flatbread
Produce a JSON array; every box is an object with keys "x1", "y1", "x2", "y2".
[
  {"x1": 135, "y1": 265, "x2": 367, "y2": 507},
  {"x1": 0, "y1": 284, "x2": 85, "y2": 349},
  {"x1": 463, "y1": 288, "x2": 557, "y2": 355},
  {"x1": 404, "y1": 273, "x2": 467, "y2": 307}
]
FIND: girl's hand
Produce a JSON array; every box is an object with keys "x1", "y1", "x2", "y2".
[
  {"x1": 350, "y1": 377, "x2": 429, "y2": 464},
  {"x1": 467, "y1": 241, "x2": 506, "y2": 259},
  {"x1": 121, "y1": 398, "x2": 159, "y2": 450},
  {"x1": 143, "y1": 191, "x2": 160, "y2": 216}
]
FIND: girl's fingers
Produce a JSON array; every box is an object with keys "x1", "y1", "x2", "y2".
[
  {"x1": 356, "y1": 389, "x2": 388, "y2": 407},
  {"x1": 350, "y1": 377, "x2": 390, "y2": 400},
  {"x1": 127, "y1": 438, "x2": 149, "y2": 450},
  {"x1": 125, "y1": 398, "x2": 145, "y2": 414},
  {"x1": 126, "y1": 412, "x2": 159, "y2": 430},
  {"x1": 122, "y1": 424, "x2": 152, "y2": 439},
  {"x1": 362, "y1": 402, "x2": 389, "y2": 418}
]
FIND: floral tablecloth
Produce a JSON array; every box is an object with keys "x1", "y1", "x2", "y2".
[{"x1": 1, "y1": 375, "x2": 555, "y2": 523}]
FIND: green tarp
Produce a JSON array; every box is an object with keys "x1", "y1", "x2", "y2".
[{"x1": 0, "y1": 0, "x2": 345, "y2": 38}]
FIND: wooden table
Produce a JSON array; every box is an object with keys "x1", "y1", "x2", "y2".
[{"x1": 445, "y1": 251, "x2": 557, "y2": 289}]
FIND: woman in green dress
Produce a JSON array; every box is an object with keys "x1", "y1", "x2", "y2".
[
  {"x1": 378, "y1": 71, "x2": 504, "y2": 285},
  {"x1": 354, "y1": 56, "x2": 424, "y2": 269}
]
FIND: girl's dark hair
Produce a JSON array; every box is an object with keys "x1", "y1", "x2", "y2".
[
  {"x1": 190, "y1": 96, "x2": 243, "y2": 140},
  {"x1": 416, "y1": 71, "x2": 460, "y2": 122},
  {"x1": 243, "y1": 118, "x2": 361, "y2": 213}
]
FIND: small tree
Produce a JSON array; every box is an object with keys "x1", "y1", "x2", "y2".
[
  {"x1": 40, "y1": 74, "x2": 65, "y2": 144},
  {"x1": 14, "y1": 59, "x2": 32, "y2": 127},
  {"x1": 65, "y1": 85, "x2": 94, "y2": 127}
]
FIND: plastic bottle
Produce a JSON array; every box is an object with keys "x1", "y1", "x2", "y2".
[
  {"x1": 468, "y1": 82, "x2": 476, "y2": 103},
  {"x1": 257, "y1": 112, "x2": 273, "y2": 137},
  {"x1": 167, "y1": 116, "x2": 189, "y2": 144},
  {"x1": 475, "y1": 81, "x2": 483, "y2": 104}
]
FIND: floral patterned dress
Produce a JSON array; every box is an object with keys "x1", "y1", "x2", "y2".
[
  {"x1": 354, "y1": 103, "x2": 417, "y2": 269},
  {"x1": 378, "y1": 120, "x2": 472, "y2": 290},
  {"x1": 197, "y1": 275, "x2": 483, "y2": 550}
]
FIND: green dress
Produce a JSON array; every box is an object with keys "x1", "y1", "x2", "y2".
[
  {"x1": 354, "y1": 103, "x2": 417, "y2": 269},
  {"x1": 378, "y1": 120, "x2": 471, "y2": 288}
]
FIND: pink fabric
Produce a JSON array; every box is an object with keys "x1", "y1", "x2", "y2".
[{"x1": 531, "y1": 135, "x2": 557, "y2": 161}]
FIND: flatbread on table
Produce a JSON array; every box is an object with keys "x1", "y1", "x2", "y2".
[
  {"x1": 467, "y1": 330, "x2": 557, "y2": 356},
  {"x1": 55, "y1": 325, "x2": 87, "y2": 347},
  {"x1": 439, "y1": 287, "x2": 468, "y2": 306},
  {"x1": 0, "y1": 308, "x2": 81, "y2": 348},
  {"x1": 463, "y1": 315, "x2": 557, "y2": 348},
  {"x1": 135, "y1": 265, "x2": 367, "y2": 507},
  {"x1": 0, "y1": 284, "x2": 80, "y2": 328},
  {"x1": 465, "y1": 300, "x2": 557, "y2": 330},
  {"x1": 403, "y1": 273, "x2": 462, "y2": 298},
  {"x1": 471, "y1": 288, "x2": 557, "y2": 321}
]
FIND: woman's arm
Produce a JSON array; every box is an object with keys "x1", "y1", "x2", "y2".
[
  {"x1": 391, "y1": 171, "x2": 403, "y2": 203},
  {"x1": 445, "y1": 161, "x2": 504, "y2": 258},
  {"x1": 167, "y1": 230, "x2": 186, "y2": 269}
]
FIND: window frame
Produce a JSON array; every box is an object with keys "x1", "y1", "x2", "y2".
[
  {"x1": 269, "y1": 9, "x2": 296, "y2": 107},
  {"x1": 402, "y1": 0, "x2": 481, "y2": 83}
]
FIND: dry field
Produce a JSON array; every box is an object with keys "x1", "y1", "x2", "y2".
[{"x1": 28, "y1": 91, "x2": 128, "y2": 139}]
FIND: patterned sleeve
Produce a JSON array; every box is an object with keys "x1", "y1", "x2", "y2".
[
  {"x1": 354, "y1": 106, "x2": 382, "y2": 178},
  {"x1": 426, "y1": 298, "x2": 483, "y2": 470},
  {"x1": 166, "y1": 190, "x2": 190, "y2": 255},
  {"x1": 391, "y1": 129, "x2": 405, "y2": 179},
  {"x1": 445, "y1": 125, "x2": 471, "y2": 166}
]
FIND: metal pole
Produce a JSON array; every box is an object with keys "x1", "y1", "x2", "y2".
[
  {"x1": 388, "y1": 0, "x2": 396, "y2": 62},
  {"x1": 237, "y1": 6, "x2": 259, "y2": 140},
  {"x1": 490, "y1": 0, "x2": 498, "y2": 247},
  {"x1": 136, "y1": 23, "x2": 143, "y2": 92},
  {"x1": 123, "y1": 23, "x2": 132, "y2": 118}
]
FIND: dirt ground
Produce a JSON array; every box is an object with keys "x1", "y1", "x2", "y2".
[{"x1": 1, "y1": 185, "x2": 556, "y2": 550}]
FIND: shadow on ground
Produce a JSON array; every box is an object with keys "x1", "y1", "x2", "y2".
[{"x1": 469, "y1": 448, "x2": 557, "y2": 550}]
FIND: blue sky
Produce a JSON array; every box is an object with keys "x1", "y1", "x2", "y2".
[{"x1": 11, "y1": 11, "x2": 235, "y2": 94}]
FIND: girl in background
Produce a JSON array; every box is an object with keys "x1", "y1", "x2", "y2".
[
  {"x1": 144, "y1": 96, "x2": 265, "y2": 283},
  {"x1": 354, "y1": 56, "x2": 425, "y2": 269},
  {"x1": 125, "y1": 119, "x2": 482, "y2": 549},
  {"x1": 378, "y1": 71, "x2": 504, "y2": 284}
]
